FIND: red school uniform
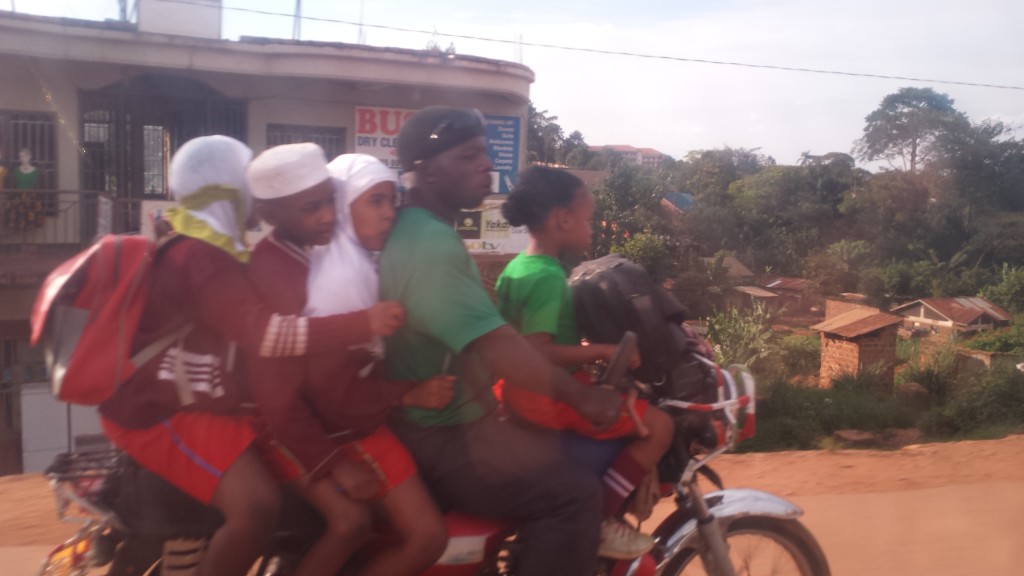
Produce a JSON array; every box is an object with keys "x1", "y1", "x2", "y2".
[
  {"x1": 246, "y1": 233, "x2": 416, "y2": 492},
  {"x1": 98, "y1": 235, "x2": 376, "y2": 502}
]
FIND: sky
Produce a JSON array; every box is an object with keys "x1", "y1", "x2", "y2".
[{"x1": 10, "y1": 0, "x2": 1024, "y2": 166}]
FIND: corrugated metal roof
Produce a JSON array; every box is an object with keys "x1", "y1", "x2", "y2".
[
  {"x1": 733, "y1": 286, "x2": 779, "y2": 298},
  {"x1": 812, "y1": 309, "x2": 903, "y2": 338},
  {"x1": 762, "y1": 276, "x2": 809, "y2": 291},
  {"x1": 891, "y1": 297, "x2": 1011, "y2": 326},
  {"x1": 705, "y1": 255, "x2": 754, "y2": 279}
]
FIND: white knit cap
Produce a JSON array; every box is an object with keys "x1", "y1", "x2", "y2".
[{"x1": 247, "y1": 142, "x2": 331, "y2": 200}]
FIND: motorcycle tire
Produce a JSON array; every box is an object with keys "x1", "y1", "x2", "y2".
[{"x1": 662, "y1": 516, "x2": 830, "y2": 576}]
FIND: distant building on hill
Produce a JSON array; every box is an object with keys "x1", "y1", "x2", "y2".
[{"x1": 590, "y1": 145, "x2": 669, "y2": 168}]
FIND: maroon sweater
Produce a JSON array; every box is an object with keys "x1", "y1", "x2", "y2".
[
  {"x1": 100, "y1": 236, "x2": 371, "y2": 429},
  {"x1": 246, "y1": 234, "x2": 415, "y2": 479}
]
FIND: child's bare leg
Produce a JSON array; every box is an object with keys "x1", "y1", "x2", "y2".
[
  {"x1": 602, "y1": 407, "x2": 673, "y2": 517},
  {"x1": 201, "y1": 447, "x2": 281, "y2": 576},
  {"x1": 293, "y1": 480, "x2": 372, "y2": 576},
  {"x1": 624, "y1": 406, "x2": 673, "y2": 472},
  {"x1": 358, "y1": 475, "x2": 447, "y2": 576}
]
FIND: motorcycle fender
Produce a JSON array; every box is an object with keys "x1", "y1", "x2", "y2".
[{"x1": 648, "y1": 489, "x2": 804, "y2": 574}]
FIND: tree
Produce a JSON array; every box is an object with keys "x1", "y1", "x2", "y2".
[
  {"x1": 526, "y1": 102, "x2": 565, "y2": 164},
  {"x1": 611, "y1": 232, "x2": 675, "y2": 283},
  {"x1": 590, "y1": 161, "x2": 675, "y2": 257},
  {"x1": 674, "y1": 147, "x2": 773, "y2": 200},
  {"x1": 980, "y1": 264, "x2": 1024, "y2": 314},
  {"x1": 854, "y1": 87, "x2": 970, "y2": 173},
  {"x1": 558, "y1": 130, "x2": 587, "y2": 165}
]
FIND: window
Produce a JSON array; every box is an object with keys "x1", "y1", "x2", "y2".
[
  {"x1": 142, "y1": 125, "x2": 169, "y2": 196},
  {"x1": 267, "y1": 124, "x2": 346, "y2": 160}
]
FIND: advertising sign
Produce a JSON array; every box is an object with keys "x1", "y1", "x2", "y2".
[
  {"x1": 354, "y1": 106, "x2": 415, "y2": 172},
  {"x1": 354, "y1": 106, "x2": 525, "y2": 254},
  {"x1": 456, "y1": 198, "x2": 530, "y2": 254},
  {"x1": 484, "y1": 115, "x2": 520, "y2": 194},
  {"x1": 354, "y1": 106, "x2": 521, "y2": 193}
]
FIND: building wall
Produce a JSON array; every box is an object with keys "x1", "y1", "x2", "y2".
[
  {"x1": 824, "y1": 298, "x2": 877, "y2": 320},
  {"x1": 819, "y1": 335, "x2": 859, "y2": 388},
  {"x1": 819, "y1": 326, "x2": 897, "y2": 391},
  {"x1": 857, "y1": 325, "x2": 898, "y2": 393}
]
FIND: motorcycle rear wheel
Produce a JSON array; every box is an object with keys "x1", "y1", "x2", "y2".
[{"x1": 663, "y1": 517, "x2": 830, "y2": 576}]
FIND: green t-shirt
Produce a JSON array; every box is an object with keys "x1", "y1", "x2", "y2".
[
  {"x1": 495, "y1": 253, "x2": 580, "y2": 346},
  {"x1": 379, "y1": 207, "x2": 507, "y2": 426}
]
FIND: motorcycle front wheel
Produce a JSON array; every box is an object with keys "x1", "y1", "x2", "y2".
[{"x1": 663, "y1": 516, "x2": 830, "y2": 576}]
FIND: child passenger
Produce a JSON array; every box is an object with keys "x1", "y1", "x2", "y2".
[
  {"x1": 246, "y1": 148, "x2": 449, "y2": 576},
  {"x1": 98, "y1": 136, "x2": 392, "y2": 576},
  {"x1": 494, "y1": 166, "x2": 675, "y2": 560}
]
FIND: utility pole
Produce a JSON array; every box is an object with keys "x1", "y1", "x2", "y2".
[
  {"x1": 119, "y1": 0, "x2": 127, "y2": 21},
  {"x1": 293, "y1": 0, "x2": 302, "y2": 40},
  {"x1": 357, "y1": 0, "x2": 366, "y2": 44}
]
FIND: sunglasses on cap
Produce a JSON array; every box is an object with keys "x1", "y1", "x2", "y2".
[
  {"x1": 415, "y1": 109, "x2": 487, "y2": 162},
  {"x1": 425, "y1": 108, "x2": 485, "y2": 142}
]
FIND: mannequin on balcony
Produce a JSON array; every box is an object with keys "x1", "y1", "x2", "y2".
[
  {"x1": 0, "y1": 148, "x2": 8, "y2": 189},
  {"x1": 3, "y1": 147, "x2": 45, "y2": 232}
]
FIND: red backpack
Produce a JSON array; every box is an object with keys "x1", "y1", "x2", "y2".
[{"x1": 30, "y1": 234, "x2": 190, "y2": 405}]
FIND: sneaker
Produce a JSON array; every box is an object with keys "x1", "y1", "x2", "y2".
[{"x1": 598, "y1": 518, "x2": 655, "y2": 560}]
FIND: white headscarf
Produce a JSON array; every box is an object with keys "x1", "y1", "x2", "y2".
[
  {"x1": 305, "y1": 154, "x2": 397, "y2": 319},
  {"x1": 166, "y1": 136, "x2": 253, "y2": 258}
]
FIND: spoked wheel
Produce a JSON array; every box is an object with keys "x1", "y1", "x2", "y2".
[{"x1": 666, "y1": 517, "x2": 830, "y2": 576}]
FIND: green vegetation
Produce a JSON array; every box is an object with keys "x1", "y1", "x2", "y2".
[
  {"x1": 961, "y1": 319, "x2": 1024, "y2": 355},
  {"x1": 736, "y1": 379, "x2": 917, "y2": 452},
  {"x1": 529, "y1": 86, "x2": 1024, "y2": 452},
  {"x1": 694, "y1": 306, "x2": 1023, "y2": 452},
  {"x1": 921, "y1": 366, "x2": 1024, "y2": 438}
]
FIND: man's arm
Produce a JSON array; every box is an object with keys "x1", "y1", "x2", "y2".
[{"x1": 467, "y1": 325, "x2": 622, "y2": 427}]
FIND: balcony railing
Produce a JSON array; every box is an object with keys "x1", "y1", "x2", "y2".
[{"x1": 0, "y1": 190, "x2": 143, "y2": 252}]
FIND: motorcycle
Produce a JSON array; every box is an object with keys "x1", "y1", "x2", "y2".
[{"x1": 37, "y1": 334, "x2": 830, "y2": 576}]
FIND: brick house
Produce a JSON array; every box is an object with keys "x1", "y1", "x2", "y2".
[
  {"x1": 812, "y1": 300, "x2": 903, "y2": 391},
  {"x1": 890, "y1": 297, "x2": 1011, "y2": 337}
]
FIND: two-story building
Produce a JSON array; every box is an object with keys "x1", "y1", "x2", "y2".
[{"x1": 0, "y1": 1, "x2": 533, "y2": 473}]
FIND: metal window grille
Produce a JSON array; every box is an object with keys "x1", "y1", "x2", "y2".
[{"x1": 1, "y1": 111, "x2": 58, "y2": 212}]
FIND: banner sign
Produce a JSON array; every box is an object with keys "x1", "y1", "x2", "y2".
[
  {"x1": 354, "y1": 106, "x2": 521, "y2": 193},
  {"x1": 354, "y1": 106, "x2": 525, "y2": 253}
]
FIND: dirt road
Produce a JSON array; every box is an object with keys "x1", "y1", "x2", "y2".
[{"x1": 3, "y1": 435, "x2": 1024, "y2": 575}]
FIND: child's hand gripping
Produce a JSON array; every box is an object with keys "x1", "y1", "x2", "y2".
[
  {"x1": 368, "y1": 301, "x2": 405, "y2": 337},
  {"x1": 597, "y1": 331, "x2": 649, "y2": 438},
  {"x1": 403, "y1": 375, "x2": 456, "y2": 409}
]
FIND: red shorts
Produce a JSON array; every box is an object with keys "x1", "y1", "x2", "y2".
[
  {"x1": 340, "y1": 426, "x2": 417, "y2": 501},
  {"x1": 493, "y1": 371, "x2": 649, "y2": 440},
  {"x1": 263, "y1": 426, "x2": 417, "y2": 501},
  {"x1": 101, "y1": 412, "x2": 260, "y2": 504}
]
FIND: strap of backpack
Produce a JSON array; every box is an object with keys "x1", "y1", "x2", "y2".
[{"x1": 129, "y1": 323, "x2": 194, "y2": 368}]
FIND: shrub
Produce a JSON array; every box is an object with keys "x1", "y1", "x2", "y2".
[
  {"x1": 756, "y1": 334, "x2": 821, "y2": 383},
  {"x1": 921, "y1": 366, "x2": 1024, "y2": 437},
  {"x1": 778, "y1": 334, "x2": 821, "y2": 376},
  {"x1": 705, "y1": 302, "x2": 774, "y2": 368},
  {"x1": 961, "y1": 319, "x2": 1024, "y2": 355},
  {"x1": 830, "y1": 364, "x2": 889, "y2": 395},
  {"x1": 736, "y1": 379, "x2": 916, "y2": 452},
  {"x1": 896, "y1": 337, "x2": 921, "y2": 364},
  {"x1": 897, "y1": 345, "x2": 957, "y2": 402}
]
